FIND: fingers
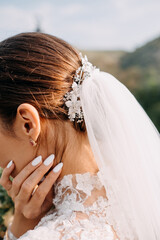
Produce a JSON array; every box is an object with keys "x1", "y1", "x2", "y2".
[
  {"x1": 12, "y1": 155, "x2": 43, "y2": 196},
  {"x1": 0, "y1": 154, "x2": 64, "y2": 220},
  {"x1": 28, "y1": 162, "x2": 63, "y2": 214},
  {"x1": 0, "y1": 160, "x2": 15, "y2": 192},
  {"x1": 41, "y1": 187, "x2": 55, "y2": 214},
  {"x1": 18, "y1": 154, "x2": 55, "y2": 202}
]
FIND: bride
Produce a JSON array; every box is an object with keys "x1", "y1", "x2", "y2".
[{"x1": 0, "y1": 32, "x2": 160, "y2": 240}]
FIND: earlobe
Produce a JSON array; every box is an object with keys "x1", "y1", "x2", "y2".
[{"x1": 16, "y1": 103, "x2": 41, "y2": 142}]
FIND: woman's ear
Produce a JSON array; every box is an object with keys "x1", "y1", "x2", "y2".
[{"x1": 14, "y1": 103, "x2": 41, "y2": 142}]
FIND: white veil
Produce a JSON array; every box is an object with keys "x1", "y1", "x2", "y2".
[{"x1": 80, "y1": 68, "x2": 160, "y2": 239}]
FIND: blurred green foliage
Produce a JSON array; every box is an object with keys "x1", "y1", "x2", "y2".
[
  {"x1": 134, "y1": 84, "x2": 160, "y2": 132},
  {"x1": 0, "y1": 168, "x2": 14, "y2": 239},
  {"x1": 119, "y1": 36, "x2": 160, "y2": 132}
]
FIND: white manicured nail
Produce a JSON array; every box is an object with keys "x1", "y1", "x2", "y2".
[
  {"x1": 53, "y1": 162, "x2": 63, "y2": 173},
  {"x1": 32, "y1": 155, "x2": 42, "y2": 166},
  {"x1": 7, "y1": 160, "x2": 13, "y2": 168},
  {"x1": 43, "y1": 154, "x2": 55, "y2": 166}
]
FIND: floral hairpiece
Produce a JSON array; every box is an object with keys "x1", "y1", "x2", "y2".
[{"x1": 63, "y1": 52, "x2": 97, "y2": 123}]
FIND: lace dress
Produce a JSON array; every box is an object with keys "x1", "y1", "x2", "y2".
[{"x1": 18, "y1": 171, "x2": 119, "y2": 240}]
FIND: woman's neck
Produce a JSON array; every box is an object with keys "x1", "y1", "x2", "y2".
[
  {"x1": 39, "y1": 119, "x2": 99, "y2": 180},
  {"x1": 59, "y1": 138, "x2": 99, "y2": 179}
]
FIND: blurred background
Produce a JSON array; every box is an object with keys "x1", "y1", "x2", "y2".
[{"x1": 0, "y1": 0, "x2": 160, "y2": 238}]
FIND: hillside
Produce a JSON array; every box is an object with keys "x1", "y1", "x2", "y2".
[
  {"x1": 120, "y1": 36, "x2": 160, "y2": 70},
  {"x1": 80, "y1": 50, "x2": 129, "y2": 87},
  {"x1": 81, "y1": 35, "x2": 160, "y2": 90},
  {"x1": 80, "y1": 50, "x2": 126, "y2": 74}
]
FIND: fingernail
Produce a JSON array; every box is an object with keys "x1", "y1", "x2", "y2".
[
  {"x1": 32, "y1": 155, "x2": 42, "y2": 166},
  {"x1": 43, "y1": 154, "x2": 55, "y2": 166},
  {"x1": 7, "y1": 160, "x2": 13, "y2": 168},
  {"x1": 53, "y1": 162, "x2": 63, "y2": 173}
]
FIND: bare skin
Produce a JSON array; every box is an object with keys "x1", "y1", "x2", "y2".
[
  {"x1": 0, "y1": 103, "x2": 99, "y2": 237},
  {"x1": 0, "y1": 103, "x2": 98, "y2": 178}
]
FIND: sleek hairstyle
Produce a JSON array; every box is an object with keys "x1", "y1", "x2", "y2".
[{"x1": 0, "y1": 32, "x2": 86, "y2": 141}]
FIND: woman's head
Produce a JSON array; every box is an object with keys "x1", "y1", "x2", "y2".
[{"x1": 0, "y1": 32, "x2": 88, "y2": 175}]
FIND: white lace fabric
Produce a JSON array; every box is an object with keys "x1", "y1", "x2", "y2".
[{"x1": 18, "y1": 171, "x2": 119, "y2": 240}]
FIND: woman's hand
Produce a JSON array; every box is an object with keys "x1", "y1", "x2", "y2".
[{"x1": 0, "y1": 154, "x2": 63, "y2": 237}]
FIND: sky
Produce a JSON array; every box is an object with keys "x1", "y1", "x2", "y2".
[{"x1": 0, "y1": 0, "x2": 160, "y2": 51}]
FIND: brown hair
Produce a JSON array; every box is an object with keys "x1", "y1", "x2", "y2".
[{"x1": 0, "y1": 32, "x2": 86, "y2": 140}]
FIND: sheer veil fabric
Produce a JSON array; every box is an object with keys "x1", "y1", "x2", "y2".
[{"x1": 80, "y1": 68, "x2": 160, "y2": 239}]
